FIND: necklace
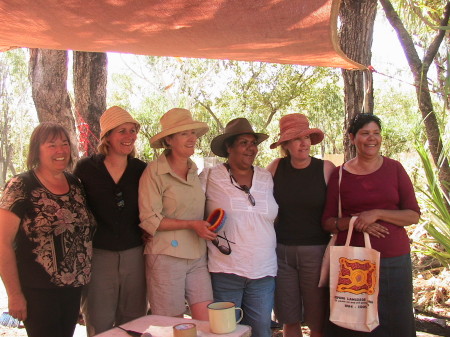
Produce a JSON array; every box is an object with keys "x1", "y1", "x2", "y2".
[{"x1": 224, "y1": 163, "x2": 255, "y2": 206}]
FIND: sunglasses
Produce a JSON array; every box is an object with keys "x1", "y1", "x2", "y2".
[
  {"x1": 115, "y1": 190, "x2": 125, "y2": 210},
  {"x1": 212, "y1": 232, "x2": 235, "y2": 255},
  {"x1": 226, "y1": 164, "x2": 256, "y2": 206}
]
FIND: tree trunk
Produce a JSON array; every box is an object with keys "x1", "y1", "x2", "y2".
[
  {"x1": 379, "y1": 0, "x2": 450, "y2": 198},
  {"x1": 0, "y1": 106, "x2": 13, "y2": 186},
  {"x1": 339, "y1": 0, "x2": 377, "y2": 161},
  {"x1": 74, "y1": 51, "x2": 107, "y2": 156},
  {"x1": 29, "y1": 49, "x2": 78, "y2": 161},
  {"x1": 434, "y1": 51, "x2": 450, "y2": 114}
]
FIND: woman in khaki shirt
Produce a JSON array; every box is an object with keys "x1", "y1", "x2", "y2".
[{"x1": 139, "y1": 108, "x2": 216, "y2": 320}]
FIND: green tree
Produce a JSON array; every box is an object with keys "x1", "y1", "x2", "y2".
[
  {"x1": 374, "y1": 87, "x2": 421, "y2": 157},
  {"x1": 379, "y1": 0, "x2": 450, "y2": 198},
  {"x1": 107, "y1": 56, "x2": 345, "y2": 166},
  {"x1": 0, "y1": 49, "x2": 35, "y2": 185}
]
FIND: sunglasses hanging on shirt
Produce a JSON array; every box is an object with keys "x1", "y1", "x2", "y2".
[
  {"x1": 224, "y1": 163, "x2": 256, "y2": 206},
  {"x1": 212, "y1": 231, "x2": 235, "y2": 255},
  {"x1": 115, "y1": 189, "x2": 125, "y2": 210}
]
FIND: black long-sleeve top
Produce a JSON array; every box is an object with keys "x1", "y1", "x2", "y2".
[{"x1": 74, "y1": 154, "x2": 146, "y2": 251}]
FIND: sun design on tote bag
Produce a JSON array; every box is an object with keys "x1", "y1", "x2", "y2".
[{"x1": 337, "y1": 258, "x2": 377, "y2": 295}]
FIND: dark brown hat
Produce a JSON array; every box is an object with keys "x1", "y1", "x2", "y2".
[{"x1": 211, "y1": 118, "x2": 268, "y2": 157}]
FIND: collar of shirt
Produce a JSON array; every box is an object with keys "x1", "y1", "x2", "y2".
[{"x1": 156, "y1": 151, "x2": 197, "y2": 184}]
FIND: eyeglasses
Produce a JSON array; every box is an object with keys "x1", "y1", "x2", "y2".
[
  {"x1": 212, "y1": 232, "x2": 235, "y2": 255},
  {"x1": 115, "y1": 190, "x2": 125, "y2": 210},
  {"x1": 226, "y1": 164, "x2": 256, "y2": 206}
]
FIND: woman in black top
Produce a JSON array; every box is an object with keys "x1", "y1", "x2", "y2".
[
  {"x1": 267, "y1": 113, "x2": 335, "y2": 337},
  {"x1": 74, "y1": 106, "x2": 147, "y2": 336}
]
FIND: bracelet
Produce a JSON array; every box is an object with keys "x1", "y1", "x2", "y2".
[{"x1": 334, "y1": 217, "x2": 340, "y2": 232}]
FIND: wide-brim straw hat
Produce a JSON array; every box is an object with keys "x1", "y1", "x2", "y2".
[
  {"x1": 150, "y1": 108, "x2": 209, "y2": 148},
  {"x1": 270, "y1": 113, "x2": 324, "y2": 149},
  {"x1": 100, "y1": 106, "x2": 140, "y2": 139},
  {"x1": 211, "y1": 118, "x2": 269, "y2": 157}
]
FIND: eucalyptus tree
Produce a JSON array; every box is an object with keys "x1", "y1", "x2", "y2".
[
  {"x1": 393, "y1": 0, "x2": 450, "y2": 112},
  {"x1": 379, "y1": 0, "x2": 450, "y2": 197},
  {"x1": 73, "y1": 51, "x2": 107, "y2": 156},
  {"x1": 29, "y1": 49, "x2": 78, "y2": 161},
  {"x1": 339, "y1": 0, "x2": 378, "y2": 160},
  {"x1": 0, "y1": 49, "x2": 35, "y2": 185}
]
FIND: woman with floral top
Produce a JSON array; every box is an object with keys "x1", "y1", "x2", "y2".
[{"x1": 0, "y1": 122, "x2": 96, "y2": 337}]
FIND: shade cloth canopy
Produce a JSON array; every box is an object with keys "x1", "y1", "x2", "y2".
[{"x1": 0, "y1": 0, "x2": 365, "y2": 69}]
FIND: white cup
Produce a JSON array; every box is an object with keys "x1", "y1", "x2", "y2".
[{"x1": 207, "y1": 301, "x2": 243, "y2": 334}]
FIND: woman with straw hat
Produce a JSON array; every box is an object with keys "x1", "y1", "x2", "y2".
[
  {"x1": 267, "y1": 113, "x2": 335, "y2": 337},
  {"x1": 200, "y1": 118, "x2": 278, "y2": 337},
  {"x1": 74, "y1": 106, "x2": 147, "y2": 336},
  {"x1": 138, "y1": 108, "x2": 216, "y2": 320}
]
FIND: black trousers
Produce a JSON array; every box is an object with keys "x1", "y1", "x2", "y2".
[{"x1": 22, "y1": 286, "x2": 82, "y2": 337}]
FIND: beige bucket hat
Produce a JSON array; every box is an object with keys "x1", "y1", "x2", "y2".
[
  {"x1": 100, "y1": 106, "x2": 140, "y2": 139},
  {"x1": 150, "y1": 108, "x2": 209, "y2": 148}
]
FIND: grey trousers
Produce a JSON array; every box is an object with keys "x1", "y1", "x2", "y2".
[{"x1": 81, "y1": 246, "x2": 147, "y2": 337}]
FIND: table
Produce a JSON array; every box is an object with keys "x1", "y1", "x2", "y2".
[{"x1": 95, "y1": 315, "x2": 251, "y2": 337}]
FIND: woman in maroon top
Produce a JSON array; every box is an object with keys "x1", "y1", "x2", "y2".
[{"x1": 322, "y1": 114, "x2": 420, "y2": 337}]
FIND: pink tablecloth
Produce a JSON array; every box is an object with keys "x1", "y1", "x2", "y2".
[{"x1": 95, "y1": 315, "x2": 251, "y2": 337}]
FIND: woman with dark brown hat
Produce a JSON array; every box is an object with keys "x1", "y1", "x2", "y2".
[
  {"x1": 200, "y1": 118, "x2": 278, "y2": 337},
  {"x1": 267, "y1": 113, "x2": 335, "y2": 337},
  {"x1": 74, "y1": 106, "x2": 147, "y2": 336},
  {"x1": 138, "y1": 108, "x2": 216, "y2": 320}
]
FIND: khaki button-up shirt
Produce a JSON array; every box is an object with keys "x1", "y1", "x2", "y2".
[{"x1": 138, "y1": 151, "x2": 206, "y2": 259}]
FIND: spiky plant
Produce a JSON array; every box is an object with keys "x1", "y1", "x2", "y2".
[{"x1": 415, "y1": 140, "x2": 450, "y2": 268}]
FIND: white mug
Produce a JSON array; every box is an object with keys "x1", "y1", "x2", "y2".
[{"x1": 207, "y1": 301, "x2": 243, "y2": 334}]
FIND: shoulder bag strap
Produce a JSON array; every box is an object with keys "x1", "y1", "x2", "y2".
[{"x1": 338, "y1": 164, "x2": 343, "y2": 218}]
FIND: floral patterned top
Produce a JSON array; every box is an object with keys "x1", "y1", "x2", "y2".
[{"x1": 0, "y1": 171, "x2": 96, "y2": 288}]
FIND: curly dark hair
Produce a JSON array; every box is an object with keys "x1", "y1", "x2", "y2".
[{"x1": 347, "y1": 113, "x2": 382, "y2": 135}]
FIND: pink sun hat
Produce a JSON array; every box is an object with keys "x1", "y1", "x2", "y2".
[{"x1": 270, "y1": 113, "x2": 324, "y2": 149}]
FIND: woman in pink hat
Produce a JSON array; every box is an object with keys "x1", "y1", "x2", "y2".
[
  {"x1": 138, "y1": 108, "x2": 216, "y2": 320},
  {"x1": 267, "y1": 113, "x2": 335, "y2": 337},
  {"x1": 74, "y1": 106, "x2": 147, "y2": 336}
]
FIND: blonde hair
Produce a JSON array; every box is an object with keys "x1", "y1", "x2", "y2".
[
  {"x1": 97, "y1": 130, "x2": 136, "y2": 158},
  {"x1": 279, "y1": 142, "x2": 289, "y2": 157}
]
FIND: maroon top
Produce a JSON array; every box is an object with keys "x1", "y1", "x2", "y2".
[{"x1": 322, "y1": 157, "x2": 420, "y2": 258}]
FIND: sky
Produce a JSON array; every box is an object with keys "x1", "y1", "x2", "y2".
[{"x1": 371, "y1": 14, "x2": 416, "y2": 91}]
